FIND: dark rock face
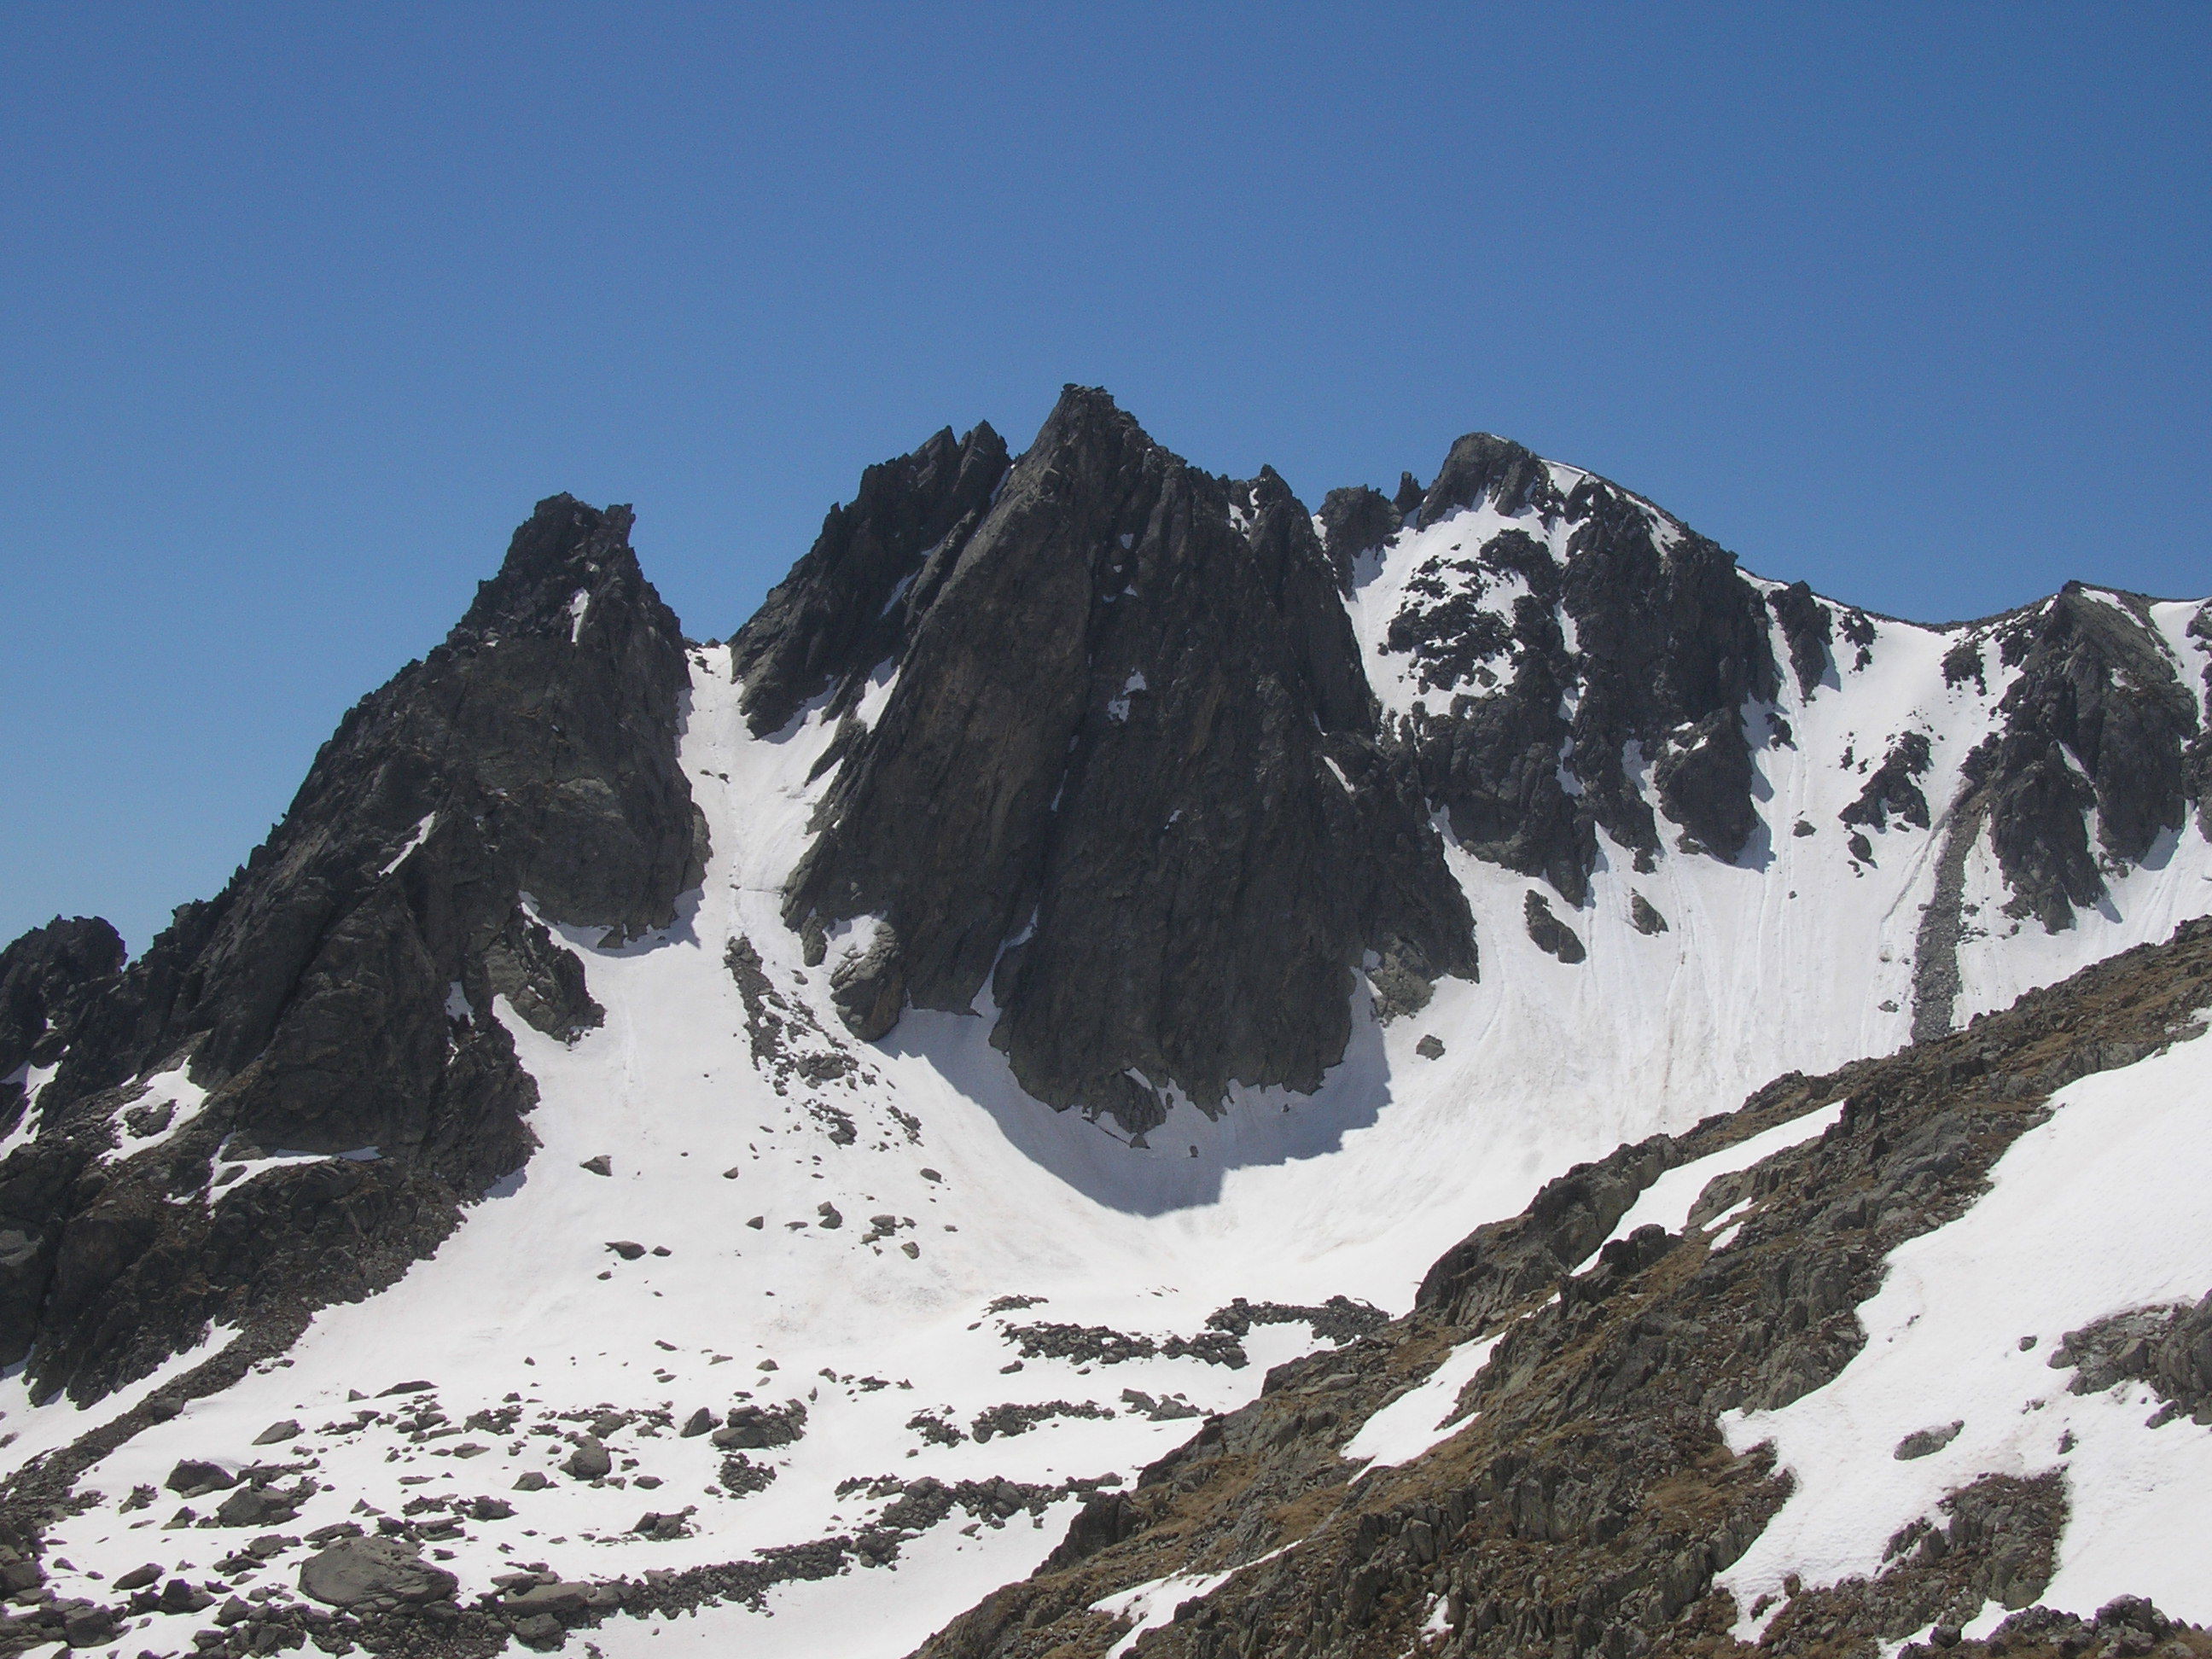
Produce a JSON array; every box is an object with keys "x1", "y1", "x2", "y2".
[
  {"x1": 775, "y1": 387, "x2": 1476, "y2": 1122},
  {"x1": 729, "y1": 423, "x2": 1011, "y2": 737},
  {"x1": 1315, "y1": 486, "x2": 1400, "y2": 590},
  {"x1": 0, "y1": 495, "x2": 700, "y2": 1402},
  {"x1": 1965, "y1": 587, "x2": 2199, "y2": 931},
  {"x1": 0, "y1": 918, "x2": 125, "y2": 1127},
  {"x1": 1767, "y1": 579, "x2": 1833, "y2": 697},
  {"x1": 1389, "y1": 446, "x2": 1780, "y2": 899}
]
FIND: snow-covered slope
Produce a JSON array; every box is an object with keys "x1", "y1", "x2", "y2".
[{"x1": 0, "y1": 393, "x2": 2207, "y2": 1658}]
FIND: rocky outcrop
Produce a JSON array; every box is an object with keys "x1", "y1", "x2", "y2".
[
  {"x1": 1843, "y1": 731, "x2": 1935, "y2": 833},
  {"x1": 1966, "y1": 586, "x2": 2201, "y2": 930},
  {"x1": 1417, "y1": 1133, "x2": 1672, "y2": 1330},
  {"x1": 1417, "y1": 433, "x2": 1562, "y2": 527},
  {"x1": 1390, "y1": 454, "x2": 1781, "y2": 899},
  {"x1": 1767, "y1": 579, "x2": 1834, "y2": 697},
  {"x1": 1316, "y1": 486, "x2": 1401, "y2": 590},
  {"x1": 0, "y1": 918, "x2": 124, "y2": 1128},
  {"x1": 1520, "y1": 892, "x2": 1586, "y2": 963},
  {"x1": 2051, "y1": 1291, "x2": 2212, "y2": 1425},
  {"x1": 0, "y1": 494, "x2": 701, "y2": 1401},
  {"x1": 911, "y1": 918, "x2": 2212, "y2": 1659},
  {"x1": 777, "y1": 387, "x2": 1476, "y2": 1123}
]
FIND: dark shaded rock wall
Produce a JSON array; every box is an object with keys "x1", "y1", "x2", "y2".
[
  {"x1": 1316, "y1": 486, "x2": 1402, "y2": 590},
  {"x1": 729, "y1": 423, "x2": 1011, "y2": 736},
  {"x1": 0, "y1": 495, "x2": 701, "y2": 1402},
  {"x1": 777, "y1": 387, "x2": 1476, "y2": 1124},
  {"x1": 0, "y1": 919, "x2": 125, "y2": 1128}
]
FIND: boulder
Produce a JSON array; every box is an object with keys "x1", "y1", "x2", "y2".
[
  {"x1": 562, "y1": 1438, "x2": 612, "y2": 1480},
  {"x1": 500, "y1": 1580, "x2": 618, "y2": 1618},
  {"x1": 829, "y1": 928, "x2": 905, "y2": 1043},
  {"x1": 166, "y1": 1458, "x2": 236, "y2": 1498},
  {"x1": 298, "y1": 1535, "x2": 459, "y2": 1609},
  {"x1": 509, "y1": 1610, "x2": 567, "y2": 1646},
  {"x1": 215, "y1": 1484, "x2": 299, "y2": 1528},
  {"x1": 61, "y1": 1604, "x2": 119, "y2": 1645},
  {"x1": 159, "y1": 1578, "x2": 214, "y2": 1614}
]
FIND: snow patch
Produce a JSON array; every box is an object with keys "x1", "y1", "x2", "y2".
[
  {"x1": 380, "y1": 812, "x2": 438, "y2": 877},
  {"x1": 1602, "y1": 1101, "x2": 1846, "y2": 1248},
  {"x1": 1341, "y1": 1334, "x2": 1501, "y2": 1472},
  {"x1": 1093, "y1": 1546, "x2": 1291, "y2": 1657}
]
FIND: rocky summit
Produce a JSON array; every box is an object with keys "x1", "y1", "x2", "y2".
[{"x1": 1, "y1": 386, "x2": 2209, "y2": 1659}]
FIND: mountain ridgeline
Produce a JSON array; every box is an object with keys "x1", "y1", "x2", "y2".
[
  {"x1": 5, "y1": 387, "x2": 2208, "y2": 1409},
  {"x1": 0, "y1": 387, "x2": 2208, "y2": 1659}
]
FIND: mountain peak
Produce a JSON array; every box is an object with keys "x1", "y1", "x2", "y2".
[
  {"x1": 774, "y1": 391, "x2": 1475, "y2": 1122},
  {"x1": 450, "y1": 493, "x2": 647, "y2": 647},
  {"x1": 3, "y1": 391, "x2": 2210, "y2": 1658},
  {"x1": 1417, "y1": 430, "x2": 1555, "y2": 527}
]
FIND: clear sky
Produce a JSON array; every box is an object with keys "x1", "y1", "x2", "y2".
[{"x1": 3, "y1": 3, "x2": 2207, "y2": 952}]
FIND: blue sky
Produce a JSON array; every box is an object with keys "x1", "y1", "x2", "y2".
[{"x1": 3, "y1": 3, "x2": 2207, "y2": 951}]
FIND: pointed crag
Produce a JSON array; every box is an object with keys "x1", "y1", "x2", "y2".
[
  {"x1": 0, "y1": 495, "x2": 702, "y2": 1402},
  {"x1": 770, "y1": 387, "x2": 1477, "y2": 1129},
  {"x1": 730, "y1": 422, "x2": 1011, "y2": 736}
]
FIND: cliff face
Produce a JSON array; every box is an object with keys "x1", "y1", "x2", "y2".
[{"x1": 775, "y1": 388, "x2": 1476, "y2": 1129}]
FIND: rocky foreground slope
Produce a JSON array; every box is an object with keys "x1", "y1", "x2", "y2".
[
  {"x1": 917, "y1": 918, "x2": 2212, "y2": 1659},
  {"x1": 0, "y1": 387, "x2": 2206, "y2": 1658}
]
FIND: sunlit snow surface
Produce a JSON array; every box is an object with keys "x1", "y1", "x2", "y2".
[
  {"x1": 1338, "y1": 1334, "x2": 1502, "y2": 1474},
  {"x1": 6, "y1": 495, "x2": 2211, "y2": 1657},
  {"x1": 1719, "y1": 1025, "x2": 2212, "y2": 1638}
]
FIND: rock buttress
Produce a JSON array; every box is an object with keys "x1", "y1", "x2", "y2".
[{"x1": 777, "y1": 387, "x2": 1475, "y2": 1126}]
